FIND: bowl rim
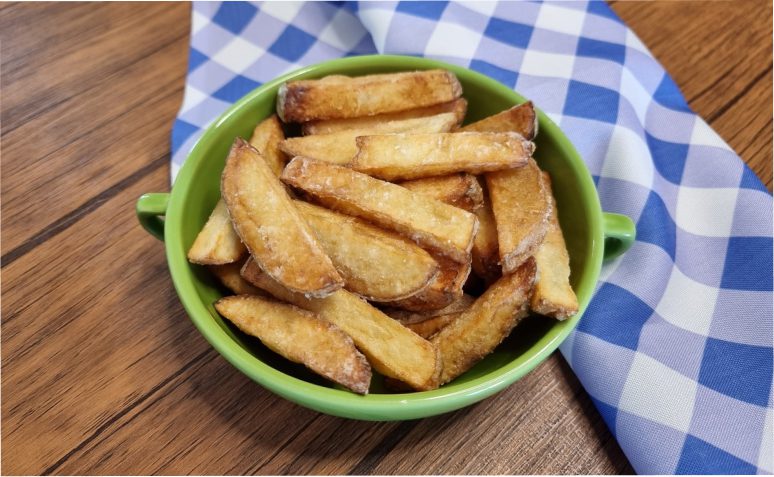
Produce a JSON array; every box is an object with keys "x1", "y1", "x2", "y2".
[{"x1": 164, "y1": 54, "x2": 604, "y2": 420}]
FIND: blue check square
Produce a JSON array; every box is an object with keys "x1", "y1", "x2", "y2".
[
  {"x1": 269, "y1": 25, "x2": 317, "y2": 62},
  {"x1": 484, "y1": 17, "x2": 533, "y2": 49},
  {"x1": 396, "y1": 1, "x2": 448, "y2": 20},
  {"x1": 212, "y1": 75, "x2": 261, "y2": 103},
  {"x1": 698, "y1": 337, "x2": 773, "y2": 407},
  {"x1": 580, "y1": 283, "x2": 653, "y2": 350},
  {"x1": 212, "y1": 2, "x2": 259, "y2": 35},
  {"x1": 563, "y1": 80, "x2": 619, "y2": 123},
  {"x1": 721, "y1": 237, "x2": 773, "y2": 291},
  {"x1": 577, "y1": 37, "x2": 626, "y2": 64}
]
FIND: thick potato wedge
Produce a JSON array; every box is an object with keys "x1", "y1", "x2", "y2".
[
  {"x1": 281, "y1": 157, "x2": 478, "y2": 264},
  {"x1": 280, "y1": 112, "x2": 458, "y2": 165},
  {"x1": 241, "y1": 261, "x2": 440, "y2": 391},
  {"x1": 294, "y1": 200, "x2": 440, "y2": 301},
  {"x1": 399, "y1": 173, "x2": 484, "y2": 211},
  {"x1": 404, "y1": 313, "x2": 458, "y2": 339},
  {"x1": 531, "y1": 173, "x2": 579, "y2": 319},
  {"x1": 221, "y1": 139, "x2": 343, "y2": 297},
  {"x1": 385, "y1": 294, "x2": 475, "y2": 324},
  {"x1": 432, "y1": 258, "x2": 537, "y2": 385},
  {"x1": 215, "y1": 295, "x2": 371, "y2": 394},
  {"x1": 187, "y1": 198, "x2": 246, "y2": 265},
  {"x1": 470, "y1": 178, "x2": 501, "y2": 283},
  {"x1": 486, "y1": 158, "x2": 551, "y2": 274},
  {"x1": 385, "y1": 256, "x2": 471, "y2": 312},
  {"x1": 351, "y1": 132, "x2": 533, "y2": 181},
  {"x1": 209, "y1": 261, "x2": 264, "y2": 296},
  {"x1": 277, "y1": 70, "x2": 463, "y2": 123},
  {"x1": 302, "y1": 98, "x2": 467, "y2": 135},
  {"x1": 248, "y1": 115, "x2": 287, "y2": 177},
  {"x1": 461, "y1": 101, "x2": 538, "y2": 140}
]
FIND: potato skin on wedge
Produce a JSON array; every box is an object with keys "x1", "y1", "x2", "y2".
[
  {"x1": 461, "y1": 101, "x2": 538, "y2": 140},
  {"x1": 241, "y1": 261, "x2": 441, "y2": 391},
  {"x1": 281, "y1": 157, "x2": 478, "y2": 264},
  {"x1": 294, "y1": 200, "x2": 440, "y2": 302},
  {"x1": 280, "y1": 112, "x2": 458, "y2": 165},
  {"x1": 302, "y1": 98, "x2": 467, "y2": 135},
  {"x1": 400, "y1": 173, "x2": 484, "y2": 212},
  {"x1": 187, "y1": 198, "x2": 246, "y2": 265},
  {"x1": 221, "y1": 138, "x2": 343, "y2": 297},
  {"x1": 432, "y1": 258, "x2": 537, "y2": 386},
  {"x1": 486, "y1": 158, "x2": 551, "y2": 274},
  {"x1": 215, "y1": 295, "x2": 371, "y2": 394},
  {"x1": 277, "y1": 69, "x2": 462, "y2": 122}
]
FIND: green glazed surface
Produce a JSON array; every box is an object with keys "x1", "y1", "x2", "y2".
[{"x1": 157, "y1": 55, "x2": 610, "y2": 420}]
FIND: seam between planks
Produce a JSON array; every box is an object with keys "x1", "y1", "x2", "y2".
[
  {"x1": 40, "y1": 348, "x2": 216, "y2": 475},
  {"x1": 1, "y1": 151, "x2": 169, "y2": 270}
]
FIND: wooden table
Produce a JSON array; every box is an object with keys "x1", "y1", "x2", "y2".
[{"x1": 2, "y1": 2, "x2": 770, "y2": 474}]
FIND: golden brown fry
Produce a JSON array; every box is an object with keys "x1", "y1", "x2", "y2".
[
  {"x1": 294, "y1": 200, "x2": 440, "y2": 301},
  {"x1": 248, "y1": 115, "x2": 287, "y2": 177},
  {"x1": 280, "y1": 113, "x2": 458, "y2": 165},
  {"x1": 215, "y1": 295, "x2": 371, "y2": 394},
  {"x1": 187, "y1": 198, "x2": 246, "y2": 265},
  {"x1": 209, "y1": 261, "x2": 264, "y2": 296},
  {"x1": 277, "y1": 70, "x2": 463, "y2": 122},
  {"x1": 351, "y1": 132, "x2": 533, "y2": 181},
  {"x1": 384, "y1": 294, "x2": 475, "y2": 324},
  {"x1": 221, "y1": 139, "x2": 343, "y2": 297},
  {"x1": 486, "y1": 158, "x2": 551, "y2": 274},
  {"x1": 241, "y1": 260, "x2": 440, "y2": 391},
  {"x1": 531, "y1": 173, "x2": 579, "y2": 319},
  {"x1": 470, "y1": 178, "x2": 501, "y2": 283},
  {"x1": 461, "y1": 101, "x2": 538, "y2": 140},
  {"x1": 432, "y1": 258, "x2": 537, "y2": 386},
  {"x1": 302, "y1": 98, "x2": 468, "y2": 135},
  {"x1": 385, "y1": 256, "x2": 471, "y2": 312},
  {"x1": 281, "y1": 157, "x2": 478, "y2": 264},
  {"x1": 403, "y1": 313, "x2": 458, "y2": 339},
  {"x1": 399, "y1": 173, "x2": 484, "y2": 211}
]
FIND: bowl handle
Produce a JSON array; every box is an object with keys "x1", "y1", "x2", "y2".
[
  {"x1": 136, "y1": 193, "x2": 169, "y2": 241},
  {"x1": 602, "y1": 212, "x2": 635, "y2": 261}
]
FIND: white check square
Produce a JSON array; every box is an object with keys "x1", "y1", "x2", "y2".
[
  {"x1": 655, "y1": 266, "x2": 719, "y2": 336},
  {"x1": 675, "y1": 185, "x2": 739, "y2": 237},
  {"x1": 534, "y1": 3, "x2": 586, "y2": 37},
  {"x1": 519, "y1": 50, "x2": 574, "y2": 79},
  {"x1": 425, "y1": 22, "x2": 482, "y2": 58},
  {"x1": 212, "y1": 37, "x2": 265, "y2": 74},
  {"x1": 601, "y1": 125, "x2": 655, "y2": 189},
  {"x1": 619, "y1": 353, "x2": 698, "y2": 432}
]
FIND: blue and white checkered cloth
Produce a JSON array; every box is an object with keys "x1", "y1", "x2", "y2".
[{"x1": 170, "y1": 2, "x2": 773, "y2": 473}]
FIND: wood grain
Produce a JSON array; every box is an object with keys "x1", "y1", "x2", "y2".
[{"x1": 1, "y1": 1, "x2": 770, "y2": 475}]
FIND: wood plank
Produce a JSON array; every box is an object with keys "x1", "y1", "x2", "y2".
[
  {"x1": 612, "y1": 0, "x2": 772, "y2": 190},
  {"x1": 1, "y1": 2, "x2": 189, "y2": 131},
  {"x1": 0, "y1": 5, "x2": 189, "y2": 254},
  {"x1": 0, "y1": 173, "x2": 208, "y2": 475}
]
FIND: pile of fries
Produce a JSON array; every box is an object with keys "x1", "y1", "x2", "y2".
[{"x1": 187, "y1": 69, "x2": 579, "y2": 394}]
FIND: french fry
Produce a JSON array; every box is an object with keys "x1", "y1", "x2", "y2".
[
  {"x1": 432, "y1": 258, "x2": 537, "y2": 386},
  {"x1": 385, "y1": 256, "x2": 471, "y2": 312},
  {"x1": 470, "y1": 178, "x2": 501, "y2": 283},
  {"x1": 403, "y1": 313, "x2": 458, "y2": 339},
  {"x1": 215, "y1": 295, "x2": 371, "y2": 394},
  {"x1": 486, "y1": 158, "x2": 551, "y2": 274},
  {"x1": 280, "y1": 157, "x2": 478, "y2": 264},
  {"x1": 351, "y1": 132, "x2": 533, "y2": 181},
  {"x1": 221, "y1": 139, "x2": 343, "y2": 297},
  {"x1": 294, "y1": 200, "x2": 440, "y2": 301},
  {"x1": 277, "y1": 70, "x2": 463, "y2": 122},
  {"x1": 248, "y1": 115, "x2": 287, "y2": 177},
  {"x1": 187, "y1": 199, "x2": 246, "y2": 265},
  {"x1": 241, "y1": 260, "x2": 440, "y2": 391},
  {"x1": 209, "y1": 261, "x2": 264, "y2": 296},
  {"x1": 531, "y1": 173, "x2": 579, "y2": 319},
  {"x1": 399, "y1": 173, "x2": 483, "y2": 211},
  {"x1": 461, "y1": 101, "x2": 538, "y2": 140},
  {"x1": 280, "y1": 113, "x2": 458, "y2": 165},
  {"x1": 302, "y1": 98, "x2": 468, "y2": 135},
  {"x1": 384, "y1": 294, "x2": 475, "y2": 324}
]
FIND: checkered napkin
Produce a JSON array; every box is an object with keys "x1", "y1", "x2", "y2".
[{"x1": 170, "y1": 2, "x2": 773, "y2": 473}]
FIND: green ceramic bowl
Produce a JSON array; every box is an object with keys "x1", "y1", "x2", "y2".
[{"x1": 136, "y1": 55, "x2": 635, "y2": 421}]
